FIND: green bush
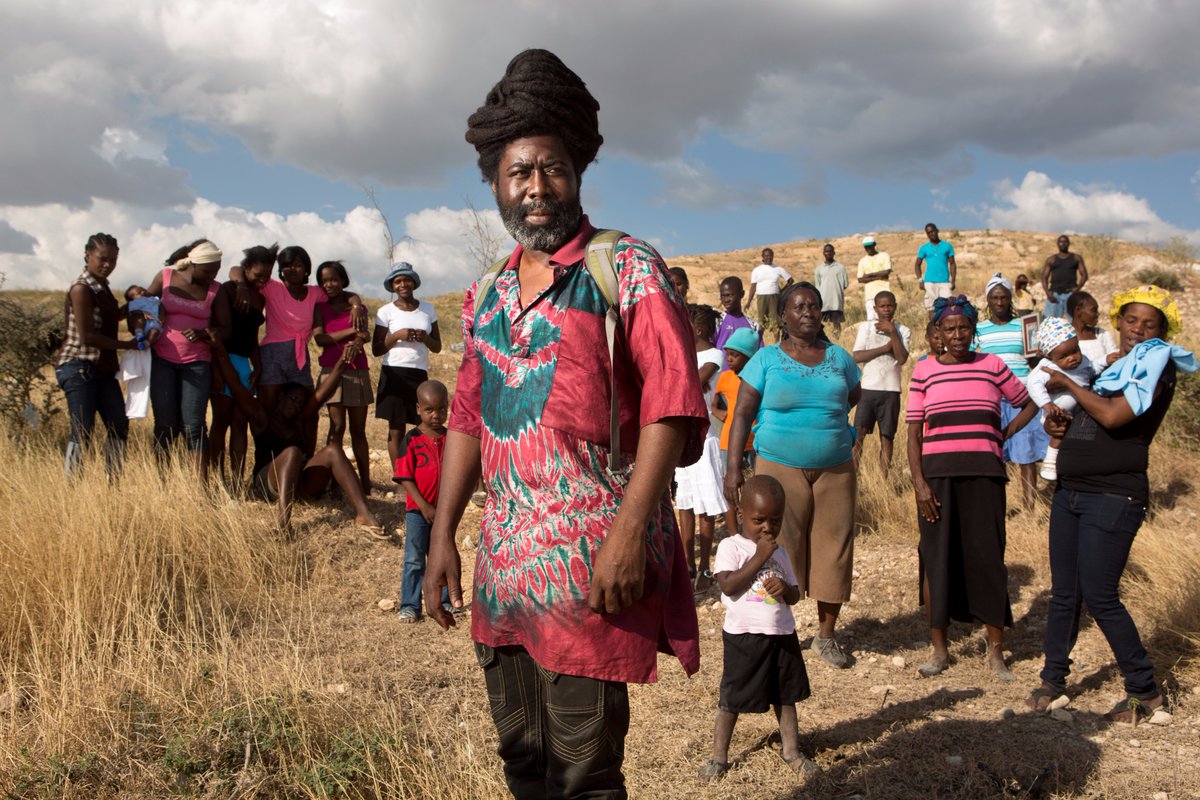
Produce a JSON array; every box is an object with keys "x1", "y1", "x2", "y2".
[
  {"x1": 1133, "y1": 267, "x2": 1184, "y2": 293},
  {"x1": 0, "y1": 276, "x2": 63, "y2": 439}
]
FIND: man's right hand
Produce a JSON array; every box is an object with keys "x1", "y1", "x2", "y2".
[
  {"x1": 1046, "y1": 291, "x2": 1057, "y2": 303},
  {"x1": 424, "y1": 531, "x2": 463, "y2": 630}
]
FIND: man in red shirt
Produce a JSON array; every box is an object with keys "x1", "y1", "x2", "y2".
[{"x1": 424, "y1": 49, "x2": 707, "y2": 799}]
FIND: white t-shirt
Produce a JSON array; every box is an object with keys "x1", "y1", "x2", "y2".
[
  {"x1": 853, "y1": 320, "x2": 912, "y2": 393},
  {"x1": 375, "y1": 300, "x2": 438, "y2": 370},
  {"x1": 715, "y1": 535, "x2": 798, "y2": 635},
  {"x1": 1078, "y1": 328, "x2": 1117, "y2": 367},
  {"x1": 749, "y1": 264, "x2": 791, "y2": 295},
  {"x1": 698, "y1": 347, "x2": 723, "y2": 436}
]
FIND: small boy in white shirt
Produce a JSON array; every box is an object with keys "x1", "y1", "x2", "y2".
[
  {"x1": 1028, "y1": 316, "x2": 1101, "y2": 481},
  {"x1": 699, "y1": 475, "x2": 816, "y2": 782}
]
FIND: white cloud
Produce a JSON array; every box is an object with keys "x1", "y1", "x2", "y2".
[
  {"x1": 985, "y1": 171, "x2": 1199, "y2": 244},
  {"x1": 4, "y1": 0, "x2": 1200, "y2": 214},
  {"x1": 0, "y1": 199, "x2": 511, "y2": 297},
  {"x1": 656, "y1": 159, "x2": 825, "y2": 210}
]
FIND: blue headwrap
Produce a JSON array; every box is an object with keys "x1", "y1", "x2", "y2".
[{"x1": 932, "y1": 295, "x2": 978, "y2": 323}]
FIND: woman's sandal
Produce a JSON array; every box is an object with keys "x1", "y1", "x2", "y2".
[
  {"x1": 1104, "y1": 695, "x2": 1164, "y2": 725},
  {"x1": 782, "y1": 752, "x2": 820, "y2": 775},
  {"x1": 697, "y1": 758, "x2": 729, "y2": 781},
  {"x1": 1025, "y1": 682, "x2": 1060, "y2": 712}
]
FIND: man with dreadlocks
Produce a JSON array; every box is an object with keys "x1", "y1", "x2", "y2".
[{"x1": 424, "y1": 49, "x2": 706, "y2": 798}]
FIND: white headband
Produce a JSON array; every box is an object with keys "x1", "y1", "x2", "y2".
[{"x1": 175, "y1": 240, "x2": 223, "y2": 268}]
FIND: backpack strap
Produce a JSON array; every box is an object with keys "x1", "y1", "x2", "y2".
[
  {"x1": 472, "y1": 254, "x2": 511, "y2": 318},
  {"x1": 584, "y1": 229, "x2": 627, "y2": 482}
]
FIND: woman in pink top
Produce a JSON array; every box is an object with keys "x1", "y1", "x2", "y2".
[
  {"x1": 314, "y1": 260, "x2": 374, "y2": 495},
  {"x1": 143, "y1": 238, "x2": 232, "y2": 477}
]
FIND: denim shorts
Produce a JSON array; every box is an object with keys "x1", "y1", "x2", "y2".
[{"x1": 258, "y1": 341, "x2": 313, "y2": 388}]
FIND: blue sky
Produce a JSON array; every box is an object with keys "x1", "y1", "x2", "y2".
[{"x1": 2, "y1": 0, "x2": 1198, "y2": 294}]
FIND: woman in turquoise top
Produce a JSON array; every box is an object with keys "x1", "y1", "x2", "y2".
[
  {"x1": 974, "y1": 273, "x2": 1047, "y2": 509},
  {"x1": 724, "y1": 282, "x2": 861, "y2": 669}
]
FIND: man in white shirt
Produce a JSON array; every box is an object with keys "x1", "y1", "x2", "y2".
[
  {"x1": 745, "y1": 248, "x2": 792, "y2": 344},
  {"x1": 856, "y1": 236, "x2": 892, "y2": 321},
  {"x1": 851, "y1": 291, "x2": 910, "y2": 474}
]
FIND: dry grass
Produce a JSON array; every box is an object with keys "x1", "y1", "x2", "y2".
[{"x1": 3, "y1": 232, "x2": 1200, "y2": 799}]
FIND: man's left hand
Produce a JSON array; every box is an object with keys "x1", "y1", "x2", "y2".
[{"x1": 588, "y1": 527, "x2": 645, "y2": 614}]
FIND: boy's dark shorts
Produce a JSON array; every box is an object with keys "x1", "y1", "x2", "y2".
[
  {"x1": 719, "y1": 631, "x2": 810, "y2": 713},
  {"x1": 855, "y1": 389, "x2": 901, "y2": 437}
]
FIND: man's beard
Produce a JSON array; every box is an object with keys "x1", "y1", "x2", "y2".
[{"x1": 497, "y1": 195, "x2": 583, "y2": 253}]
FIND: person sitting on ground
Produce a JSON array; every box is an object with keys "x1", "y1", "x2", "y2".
[
  {"x1": 907, "y1": 296, "x2": 1038, "y2": 681},
  {"x1": 124, "y1": 285, "x2": 163, "y2": 348},
  {"x1": 713, "y1": 276, "x2": 762, "y2": 365},
  {"x1": 1067, "y1": 290, "x2": 1119, "y2": 367},
  {"x1": 852, "y1": 291, "x2": 911, "y2": 475},
  {"x1": 392, "y1": 380, "x2": 453, "y2": 623},
  {"x1": 1027, "y1": 317, "x2": 1101, "y2": 482},
  {"x1": 711, "y1": 327, "x2": 760, "y2": 539},
  {"x1": 746, "y1": 248, "x2": 792, "y2": 343},
  {"x1": 699, "y1": 474, "x2": 816, "y2": 782},
  {"x1": 814, "y1": 243, "x2": 849, "y2": 337},
  {"x1": 1030, "y1": 285, "x2": 1197, "y2": 723},
  {"x1": 676, "y1": 303, "x2": 728, "y2": 591},
  {"x1": 209, "y1": 330, "x2": 384, "y2": 536}
]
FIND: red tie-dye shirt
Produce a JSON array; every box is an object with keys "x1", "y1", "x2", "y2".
[{"x1": 449, "y1": 217, "x2": 706, "y2": 683}]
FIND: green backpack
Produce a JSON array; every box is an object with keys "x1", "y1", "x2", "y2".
[{"x1": 471, "y1": 229, "x2": 629, "y2": 481}]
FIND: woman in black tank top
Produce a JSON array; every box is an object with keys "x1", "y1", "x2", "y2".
[{"x1": 209, "y1": 325, "x2": 385, "y2": 537}]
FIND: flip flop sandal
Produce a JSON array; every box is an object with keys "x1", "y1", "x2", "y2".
[
  {"x1": 782, "y1": 752, "x2": 820, "y2": 775},
  {"x1": 1104, "y1": 695, "x2": 1163, "y2": 725},
  {"x1": 697, "y1": 758, "x2": 729, "y2": 781},
  {"x1": 1025, "y1": 682, "x2": 1060, "y2": 712},
  {"x1": 361, "y1": 525, "x2": 391, "y2": 541}
]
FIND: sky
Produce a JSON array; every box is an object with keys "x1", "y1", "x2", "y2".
[{"x1": 2, "y1": 0, "x2": 1199, "y2": 296}]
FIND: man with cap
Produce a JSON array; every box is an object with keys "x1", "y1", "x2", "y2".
[
  {"x1": 856, "y1": 236, "x2": 892, "y2": 321},
  {"x1": 424, "y1": 48, "x2": 706, "y2": 799}
]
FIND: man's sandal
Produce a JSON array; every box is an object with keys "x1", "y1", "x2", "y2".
[
  {"x1": 1025, "y1": 682, "x2": 1060, "y2": 712},
  {"x1": 697, "y1": 758, "x2": 729, "y2": 781},
  {"x1": 782, "y1": 752, "x2": 820, "y2": 775},
  {"x1": 1104, "y1": 695, "x2": 1163, "y2": 724}
]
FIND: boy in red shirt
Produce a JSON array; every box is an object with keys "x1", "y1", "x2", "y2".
[{"x1": 393, "y1": 380, "x2": 452, "y2": 622}]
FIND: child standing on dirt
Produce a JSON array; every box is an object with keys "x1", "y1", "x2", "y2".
[
  {"x1": 699, "y1": 475, "x2": 816, "y2": 782},
  {"x1": 851, "y1": 291, "x2": 911, "y2": 474},
  {"x1": 392, "y1": 380, "x2": 453, "y2": 623},
  {"x1": 712, "y1": 327, "x2": 760, "y2": 535}
]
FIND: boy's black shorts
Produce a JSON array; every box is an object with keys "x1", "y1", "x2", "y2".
[
  {"x1": 719, "y1": 631, "x2": 810, "y2": 713},
  {"x1": 854, "y1": 389, "x2": 901, "y2": 437}
]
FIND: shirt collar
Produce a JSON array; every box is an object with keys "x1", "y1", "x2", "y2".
[
  {"x1": 79, "y1": 269, "x2": 109, "y2": 291},
  {"x1": 506, "y1": 215, "x2": 598, "y2": 279}
]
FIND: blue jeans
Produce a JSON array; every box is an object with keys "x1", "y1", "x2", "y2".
[
  {"x1": 54, "y1": 359, "x2": 128, "y2": 476},
  {"x1": 149, "y1": 354, "x2": 211, "y2": 454},
  {"x1": 1040, "y1": 487, "x2": 1157, "y2": 698},
  {"x1": 1043, "y1": 294, "x2": 1069, "y2": 319},
  {"x1": 401, "y1": 510, "x2": 449, "y2": 615}
]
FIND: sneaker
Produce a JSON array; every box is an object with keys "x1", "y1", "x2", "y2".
[
  {"x1": 1039, "y1": 464, "x2": 1057, "y2": 481},
  {"x1": 811, "y1": 635, "x2": 848, "y2": 669},
  {"x1": 397, "y1": 608, "x2": 419, "y2": 624}
]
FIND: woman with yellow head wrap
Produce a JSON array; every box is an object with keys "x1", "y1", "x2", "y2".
[{"x1": 1029, "y1": 283, "x2": 1197, "y2": 723}]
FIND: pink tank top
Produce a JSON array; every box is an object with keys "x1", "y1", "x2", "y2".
[{"x1": 153, "y1": 268, "x2": 220, "y2": 364}]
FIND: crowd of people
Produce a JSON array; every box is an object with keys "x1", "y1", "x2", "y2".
[{"x1": 52, "y1": 47, "x2": 1198, "y2": 800}]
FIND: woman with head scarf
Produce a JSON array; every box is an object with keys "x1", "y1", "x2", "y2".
[
  {"x1": 907, "y1": 296, "x2": 1038, "y2": 680},
  {"x1": 143, "y1": 238, "x2": 232, "y2": 479},
  {"x1": 372, "y1": 262, "x2": 441, "y2": 467},
  {"x1": 1029, "y1": 286, "x2": 1197, "y2": 722},
  {"x1": 974, "y1": 273, "x2": 1046, "y2": 509},
  {"x1": 724, "y1": 281, "x2": 862, "y2": 669}
]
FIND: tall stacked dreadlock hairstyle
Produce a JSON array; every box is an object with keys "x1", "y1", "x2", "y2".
[{"x1": 465, "y1": 49, "x2": 604, "y2": 182}]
